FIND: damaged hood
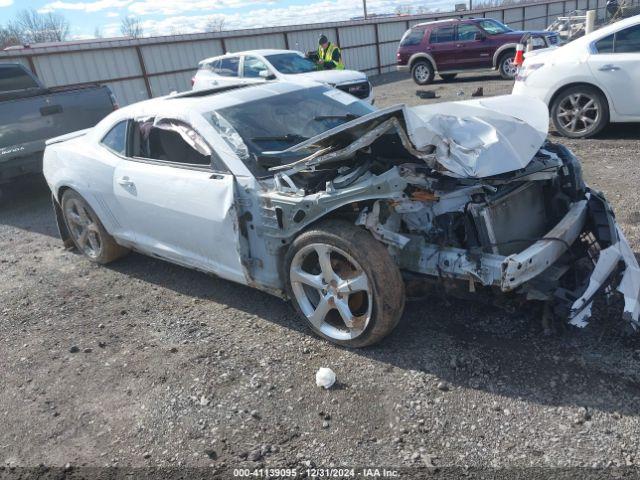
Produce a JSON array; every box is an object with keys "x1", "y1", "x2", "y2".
[
  {"x1": 282, "y1": 95, "x2": 549, "y2": 179},
  {"x1": 406, "y1": 95, "x2": 549, "y2": 178}
]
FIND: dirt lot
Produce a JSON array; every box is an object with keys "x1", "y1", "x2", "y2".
[{"x1": 2, "y1": 72, "x2": 640, "y2": 477}]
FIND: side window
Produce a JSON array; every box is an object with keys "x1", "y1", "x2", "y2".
[
  {"x1": 399, "y1": 29, "x2": 425, "y2": 47},
  {"x1": 614, "y1": 25, "x2": 640, "y2": 53},
  {"x1": 100, "y1": 120, "x2": 128, "y2": 155},
  {"x1": 243, "y1": 56, "x2": 269, "y2": 78},
  {"x1": 0, "y1": 65, "x2": 39, "y2": 93},
  {"x1": 456, "y1": 24, "x2": 482, "y2": 41},
  {"x1": 214, "y1": 57, "x2": 240, "y2": 77},
  {"x1": 595, "y1": 34, "x2": 614, "y2": 53},
  {"x1": 130, "y1": 118, "x2": 212, "y2": 167},
  {"x1": 430, "y1": 26, "x2": 455, "y2": 44}
]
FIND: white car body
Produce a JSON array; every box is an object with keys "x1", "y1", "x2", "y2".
[
  {"x1": 192, "y1": 49, "x2": 374, "y2": 103},
  {"x1": 42, "y1": 81, "x2": 640, "y2": 346},
  {"x1": 513, "y1": 15, "x2": 640, "y2": 129}
]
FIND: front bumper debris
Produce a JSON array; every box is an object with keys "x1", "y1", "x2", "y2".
[
  {"x1": 394, "y1": 190, "x2": 640, "y2": 330},
  {"x1": 569, "y1": 225, "x2": 640, "y2": 329}
]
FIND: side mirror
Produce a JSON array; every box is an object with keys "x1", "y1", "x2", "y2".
[
  {"x1": 259, "y1": 70, "x2": 276, "y2": 80},
  {"x1": 477, "y1": 33, "x2": 487, "y2": 41}
]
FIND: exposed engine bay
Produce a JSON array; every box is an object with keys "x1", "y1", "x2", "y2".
[{"x1": 253, "y1": 97, "x2": 640, "y2": 331}]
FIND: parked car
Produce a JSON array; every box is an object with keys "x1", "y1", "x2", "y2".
[
  {"x1": 193, "y1": 49, "x2": 374, "y2": 103},
  {"x1": 513, "y1": 14, "x2": 640, "y2": 138},
  {"x1": 397, "y1": 18, "x2": 559, "y2": 84},
  {"x1": 0, "y1": 63, "x2": 118, "y2": 184},
  {"x1": 43, "y1": 81, "x2": 639, "y2": 347}
]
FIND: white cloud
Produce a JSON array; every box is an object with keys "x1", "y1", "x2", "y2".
[
  {"x1": 0, "y1": 0, "x2": 14, "y2": 7},
  {"x1": 105, "y1": 0, "x2": 454, "y2": 36},
  {"x1": 127, "y1": 0, "x2": 271, "y2": 16},
  {"x1": 40, "y1": 0, "x2": 133, "y2": 13}
]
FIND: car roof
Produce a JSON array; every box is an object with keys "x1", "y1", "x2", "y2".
[
  {"x1": 413, "y1": 17, "x2": 492, "y2": 29},
  {"x1": 108, "y1": 80, "x2": 318, "y2": 120},
  {"x1": 198, "y1": 49, "x2": 299, "y2": 66}
]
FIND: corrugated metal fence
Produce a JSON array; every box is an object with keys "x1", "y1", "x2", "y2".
[{"x1": 0, "y1": 0, "x2": 609, "y2": 105}]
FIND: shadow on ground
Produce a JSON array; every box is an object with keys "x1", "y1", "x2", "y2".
[
  {"x1": 0, "y1": 175, "x2": 57, "y2": 238},
  {"x1": 3, "y1": 160, "x2": 640, "y2": 419},
  {"x1": 105, "y1": 236, "x2": 640, "y2": 418},
  {"x1": 370, "y1": 71, "x2": 505, "y2": 87},
  {"x1": 555, "y1": 122, "x2": 640, "y2": 141}
]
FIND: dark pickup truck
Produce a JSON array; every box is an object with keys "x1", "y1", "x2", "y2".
[{"x1": 0, "y1": 63, "x2": 117, "y2": 184}]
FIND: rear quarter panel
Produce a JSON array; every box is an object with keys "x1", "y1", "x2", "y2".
[{"x1": 44, "y1": 136, "x2": 122, "y2": 237}]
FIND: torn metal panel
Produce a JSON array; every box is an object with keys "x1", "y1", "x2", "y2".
[{"x1": 569, "y1": 225, "x2": 640, "y2": 329}]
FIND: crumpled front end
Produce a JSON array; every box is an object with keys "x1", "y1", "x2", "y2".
[{"x1": 256, "y1": 95, "x2": 639, "y2": 331}]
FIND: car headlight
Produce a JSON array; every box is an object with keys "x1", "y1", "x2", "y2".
[
  {"x1": 515, "y1": 62, "x2": 544, "y2": 82},
  {"x1": 531, "y1": 37, "x2": 545, "y2": 47}
]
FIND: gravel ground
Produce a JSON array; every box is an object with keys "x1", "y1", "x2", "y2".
[{"x1": 1, "y1": 72, "x2": 640, "y2": 478}]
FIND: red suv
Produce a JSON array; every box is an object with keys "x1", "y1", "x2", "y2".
[{"x1": 397, "y1": 18, "x2": 559, "y2": 84}]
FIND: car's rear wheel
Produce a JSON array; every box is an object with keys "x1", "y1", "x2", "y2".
[
  {"x1": 440, "y1": 73, "x2": 457, "y2": 82},
  {"x1": 61, "y1": 189, "x2": 129, "y2": 264},
  {"x1": 550, "y1": 86, "x2": 609, "y2": 138},
  {"x1": 498, "y1": 51, "x2": 518, "y2": 80},
  {"x1": 285, "y1": 220, "x2": 405, "y2": 348},
  {"x1": 411, "y1": 60, "x2": 434, "y2": 85}
]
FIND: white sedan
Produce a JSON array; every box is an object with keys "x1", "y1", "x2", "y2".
[
  {"x1": 513, "y1": 14, "x2": 640, "y2": 138},
  {"x1": 43, "y1": 81, "x2": 640, "y2": 347},
  {"x1": 192, "y1": 49, "x2": 374, "y2": 103}
]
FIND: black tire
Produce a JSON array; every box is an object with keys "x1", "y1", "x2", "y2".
[
  {"x1": 550, "y1": 85, "x2": 609, "y2": 138},
  {"x1": 411, "y1": 60, "x2": 435, "y2": 85},
  {"x1": 439, "y1": 73, "x2": 457, "y2": 82},
  {"x1": 61, "y1": 189, "x2": 129, "y2": 264},
  {"x1": 284, "y1": 220, "x2": 405, "y2": 348},
  {"x1": 498, "y1": 51, "x2": 517, "y2": 80}
]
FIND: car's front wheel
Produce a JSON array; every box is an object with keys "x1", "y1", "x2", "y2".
[
  {"x1": 61, "y1": 189, "x2": 129, "y2": 264},
  {"x1": 498, "y1": 51, "x2": 518, "y2": 80},
  {"x1": 550, "y1": 86, "x2": 609, "y2": 138},
  {"x1": 285, "y1": 220, "x2": 405, "y2": 348},
  {"x1": 411, "y1": 60, "x2": 435, "y2": 85}
]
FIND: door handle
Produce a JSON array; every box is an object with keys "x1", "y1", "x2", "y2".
[
  {"x1": 40, "y1": 104, "x2": 63, "y2": 116},
  {"x1": 456, "y1": 43, "x2": 463, "y2": 47},
  {"x1": 117, "y1": 176, "x2": 134, "y2": 187},
  {"x1": 598, "y1": 64, "x2": 620, "y2": 71}
]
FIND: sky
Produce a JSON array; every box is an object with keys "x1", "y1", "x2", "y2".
[{"x1": 0, "y1": 0, "x2": 459, "y2": 39}]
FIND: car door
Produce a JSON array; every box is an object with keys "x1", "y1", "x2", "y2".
[
  {"x1": 427, "y1": 25, "x2": 459, "y2": 71},
  {"x1": 588, "y1": 24, "x2": 640, "y2": 117},
  {"x1": 455, "y1": 23, "x2": 493, "y2": 69},
  {"x1": 112, "y1": 117, "x2": 246, "y2": 283}
]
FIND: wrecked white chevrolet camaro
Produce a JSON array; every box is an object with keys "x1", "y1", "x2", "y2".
[{"x1": 43, "y1": 81, "x2": 640, "y2": 347}]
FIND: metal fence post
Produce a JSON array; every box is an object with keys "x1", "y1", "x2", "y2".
[
  {"x1": 135, "y1": 46, "x2": 152, "y2": 99},
  {"x1": 374, "y1": 22, "x2": 382, "y2": 75}
]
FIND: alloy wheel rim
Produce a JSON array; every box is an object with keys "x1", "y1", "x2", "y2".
[
  {"x1": 415, "y1": 64, "x2": 429, "y2": 82},
  {"x1": 502, "y1": 57, "x2": 518, "y2": 77},
  {"x1": 65, "y1": 199, "x2": 102, "y2": 259},
  {"x1": 290, "y1": 243, "x2": 373, "y2": 341},
  {"x1": 557, "y1": 93, "x2": 600, "y2": 135}
]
